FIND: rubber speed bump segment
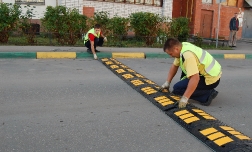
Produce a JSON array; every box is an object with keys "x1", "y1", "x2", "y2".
[{"x1": 100, "y1": 58, "x2": 252, "y2": 152}]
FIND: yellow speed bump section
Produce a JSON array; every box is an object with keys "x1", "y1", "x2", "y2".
[
  {"x1": 37, "y1": 52, "x2": 76, "y2": 59},
  {"x1": 131, "y1": 80, "x2": 144, "y2": 86},
  {"x1": 200, "y1": 127, "x2": 234, "y2": 146},
  {"x1": 141, "y1": 87, "x2": 157, "y2": 95},
  {"x1": 220, "y1": 126, "x2": 251, "y2": 140},
  {"x1": 174, "y1": 110, "x2": 200, "y2": 124},
  {"x1": 192, "y1": 109, "x2": 216, "y2": 120},
  {"x1": 154, "y1": 96, "x2": 174, "y2": 106},
  {"x1": 122, "y1": 74, "x2": 134, "y2": 79},
  {"x1": 112, "y1": 52, "x2": 145, "y2": 58},
  {"x1": 224, "y1": 54, "x2": 245, "y2": 59}
]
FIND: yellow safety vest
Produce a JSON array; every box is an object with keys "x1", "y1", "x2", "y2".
[
  {"x1": 84, "y1": 28, "x2": 100, "y2": 43},
  {"x1": 179, "y1": 42, "x2": 221, "y2": 79}
]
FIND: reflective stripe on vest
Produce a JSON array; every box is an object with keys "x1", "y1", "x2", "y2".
[
  {"x1": 179, "y1": 42, "x2": 221, "y2": 77},
  {"x1": 84, "y1": 28, "x2": 100, "y2": 43}
]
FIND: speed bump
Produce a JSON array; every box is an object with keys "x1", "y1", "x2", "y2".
[{"x1": 100, "y1": 58, "x2": 252, "y2": 152}]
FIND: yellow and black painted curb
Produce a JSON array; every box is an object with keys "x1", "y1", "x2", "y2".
[
  {"x1": 0, "y1": 52, "x2": 252, "y2": 59},
  {"x1": 100, "y1": 58, "x2": 252, "y2": 152}
]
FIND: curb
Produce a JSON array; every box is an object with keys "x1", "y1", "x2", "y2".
[
  {"x1": 0, "y1": 52, "x2": 36, "y2": 59},
  {"x1": 0, "y1": 52, "x2": 252, "y2": 59}
]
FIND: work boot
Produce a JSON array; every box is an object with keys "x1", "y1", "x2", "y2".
[{"x1": 201, "y1": 90, "x2": 219, "y2": 106}]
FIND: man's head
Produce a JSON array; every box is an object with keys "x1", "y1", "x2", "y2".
[
  {"x1": 94, "y1": 24, "x2": 101, "y2": 34},
  {"x1": 163, "y1": 38, "x2": 182, "y2": 58},
  {"x1": 234, "y1": 13, "x2": 238, "y2": 18}
]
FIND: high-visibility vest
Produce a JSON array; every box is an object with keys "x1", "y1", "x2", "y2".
[
  {"x1": 179, "y1": 42, "x2": 221, "y2": 79},
  {"x1": 84, "y1": 28, "x2": 100, "y2": 43}
]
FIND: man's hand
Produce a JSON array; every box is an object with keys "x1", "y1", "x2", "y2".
[
  {"x1": 104, "y1": 37, "x2": 107, "y2": 42},
  {"x1": 178, "y1": 96, "x2": 188, "y2": 108},
  {"x1": 93, "y1": 54, "x2": 98, "y2": 60},
  {"x1": 158, "y1": 81, "x2": 170, "y2": 92}
]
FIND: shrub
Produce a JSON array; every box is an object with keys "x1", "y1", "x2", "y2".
[
  {"x1": 41, "y1": 6, "x2": 87, "y2": 45},
  {"x1": 87, "y1": 11, "x2": 110, "y2": 35},
  {"x1": 167, "y1": 17, "x2": 190, "y2": 42},
  {"x1": 107, "y1": 16, "x2": 129, "y2": 40},
  {"x1": 130, "y1": 12, "x2": 165, "y2": 46},
  {"x1": 19, "y1": 5, "x2": 37, "y2": 44},
  {"x1": 0, "y1": 3, "x2": 22, "y2": 43}
]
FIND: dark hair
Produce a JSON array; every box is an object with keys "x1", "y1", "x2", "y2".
[
  {"x1": 94, "y1": 24, "x2": 101, "y2": 29},
  {"x1": 163, "y1": 38, "x2": 181, "y2": 52}
]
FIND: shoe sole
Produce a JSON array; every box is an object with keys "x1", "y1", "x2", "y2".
[{"x1": 201, "y1": 90, "x2": 218, "y2": 106}]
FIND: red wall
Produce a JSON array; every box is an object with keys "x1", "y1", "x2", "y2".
[
  {"x1": 172, "y1": 0, "x2": 244, "y2": 39},
  {"x1": 83, "y1": 7, "x2": 94, "y2": 17}
]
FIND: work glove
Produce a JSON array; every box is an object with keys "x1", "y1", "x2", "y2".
[
  {"x1": 158, "y1": 81, "x2": 170, "y2": 92},
  {"x1": 178, "y1": 96, "x2": 188, "y2": 108},
  {"x1": 93, "y1": 54, "x2": 98, "y2": 60},
  {"x1": 104, "y1": 37, "x2": 107, "y2": 42}
]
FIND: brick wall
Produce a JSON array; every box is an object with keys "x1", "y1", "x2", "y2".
[
  {"x1": 83, "y1": 7, "x2": 95, "y2": 17},
  {"x1": 174, "y1": 0, "x2": 244, "y2": 39},
  {"x1": 83, "y1": 0, "x2": 173, "y2": 18}
]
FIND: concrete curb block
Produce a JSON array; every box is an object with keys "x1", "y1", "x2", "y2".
[
  {"x1": 0, "y1": 52, "x2": 252, "y2": 59},
  {"x1": 0, "y1": 52, "x2": 36, "y2": 59},
  {"x1": 145, "y1": 53, "x2": 170, "y2": 58},
  {"x1": 37, "y1": 52, "x2": 76, "y2": 59},
  {"x1": 112, "y1": 52, "x2": 145, "y2": 58},
  {"x1": 76, "y1": 52, "x2": 112, "y2": 58}
]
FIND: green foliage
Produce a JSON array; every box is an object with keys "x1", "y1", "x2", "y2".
[
  {"x1": 109, "y1": 16, "x2": 129, "y2": 37},
  {"x1": 167, "y1": 17, "x2": 190, "y2": 42},
  {"x1": 87, "y1": 11, "x2": 110, "y2": 35},
  {"x1": 0, "y1": 3, "x2": 21, "y2": 43},
  {"x1": 19, "y1": 5, "x2": 37, "y2": 44},
  {"x1": 129, "y1": 12, "x2": 165, "y2": 46},
  {"x1": 192, "y1": 35, "x2": 203, "y2": 47},
  {"x1": 41, "y1": 6, "x2": 87, "y2": 45}
]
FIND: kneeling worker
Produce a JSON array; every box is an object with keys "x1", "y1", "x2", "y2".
[
  {"x1": 159, "y1": 38, "x2": 221, "y2": 108},
  {"x1": 84, "y1": 24, "x2": 107, "y2": 59}
]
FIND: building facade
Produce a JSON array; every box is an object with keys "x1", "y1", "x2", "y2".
[
  {"x1": 173, "y1": 0, "x2": 251, "y2": 39},
  {"x1": 2, "y1": 0, "x2": 57, "y2": 19},
  {"x1": 2, "y1": 0, "x2": 173, "y2": 30},
  {"x1": 83, "y1": 0, "x2": 173, "y2": 18}
]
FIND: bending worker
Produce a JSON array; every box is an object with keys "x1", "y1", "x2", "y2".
[
  {"x1": 84, "y1": 24, "x2": 107, "y2": 59},
  {"x1": 159, "y1": 38, "x2": 221, "y2": 108}
]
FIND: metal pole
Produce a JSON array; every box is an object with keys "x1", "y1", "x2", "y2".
[
  {"x1": 161, "y1": 0, "x2": 165, "y2": 17},
  {"x1": 216, "y1": 2, "x2": 221, "y2": 48}
]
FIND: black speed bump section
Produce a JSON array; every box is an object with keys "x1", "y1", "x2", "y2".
[{"x1": 100, "y1": 58, "x2": 252, "y2": 152}]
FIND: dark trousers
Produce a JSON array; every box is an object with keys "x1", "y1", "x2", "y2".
[
  {"x1": 84, "y1": 37, "x2": 104, "y2": 50},
  {"x1": 172, "y1": 72, "x2": 220, "y2": 103}
]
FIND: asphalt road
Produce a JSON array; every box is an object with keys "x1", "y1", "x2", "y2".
[{"x1": 0, "y1": 58, "x2": 252, "y2": 152}]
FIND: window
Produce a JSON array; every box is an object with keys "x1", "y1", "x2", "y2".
[
  {"x1": 89, "y1": 0, "x2": 163, "y2": 7},
  {"x1": 221, "y1": 0, "x2": 237, "y2": 6},
  {"x1": 15, "y1": 0, "x2": 45, "y2": 5},
  {"x1": 202, "y1": 0, "x2": 212, "y2": 3}
]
